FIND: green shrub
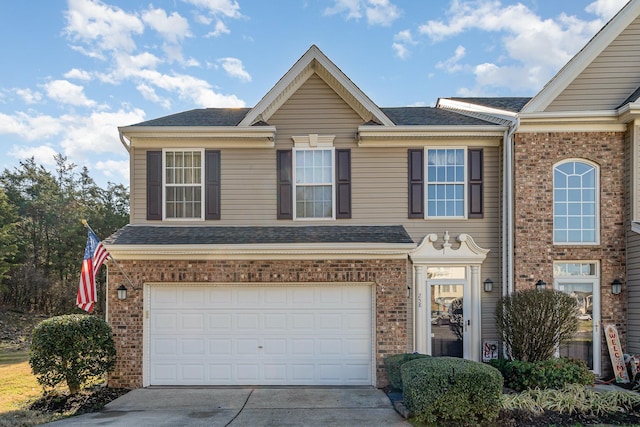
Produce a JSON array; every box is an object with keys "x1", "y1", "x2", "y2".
[
  {"x1": 401, "y1": 356, "x2": 503, "y2": 426},
  {"x1": 490, "y1": 357, "x2": 595, "y2": 391},
  {"x1": 30, "y1": 314, "x2": 116, "y2": 394},
  {"x1": 495, "y1": 289, "x2": 578, "y2": 362},
  {"x1": 384, "y1": 353, "x2": 430, "y2": 390}
]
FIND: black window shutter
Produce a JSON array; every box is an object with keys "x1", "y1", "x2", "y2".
[
  {"x1": 277, "y1": 150, "x2": 293, "y2": 219},
  {"x1": 408, "y1": 149, "x2": 424, "y2": 218},
  {"x1": 147, "y1": 151, "x2": 162, "y2": 220},
  {"x1": 468, "y1": 148, "x2": 484, "y2": 218},
  {"x1": 205, "y1": 150, "x2": 221, "y2": 220},
  {"x1": 335, "y1": 149, "x2": 351, "y2": 219}
]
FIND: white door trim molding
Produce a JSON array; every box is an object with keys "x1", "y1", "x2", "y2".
[{"x1": 409, "y1": 232, "x2": 489, "y2": 361}]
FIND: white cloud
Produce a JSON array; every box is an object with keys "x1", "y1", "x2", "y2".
[
  {"x1": 44, "y1": 80, "x2": 97, "y2": 107},
  {"x1": 218, "y1": 57, "x2": 251, "y2": 82},
  {"x1": 182, "y1": 0, "x2": 242, "y2": 18},
  {"x1": 95, "y1": 159, "x2": 130, "y2": 183},
  {"x1": 8, "y1": 145, "x2": 59, "y2": 166},
  {"x1": 14, "y1": 88, "x2": 43, "y2": 104},
  {"x1": 64, "y1": 68, "x2": 92, "y2": 81},
  {"x1": 585, "y1": 0, "x2": 629, "y2": 19},
  {"x1": 206, "y1": 20, "x2": 231, "y2": 37},
  {"x1": 136, "y1": 84, "x2": 172, "y2": 109},
  {"x1": 0, "y1": 112, "x2": 65, "y2": 141},
  {"x1": 392, "y1": 29, "x2": 416, "y2": 59},
  {"x1": 325, "y1": 0, "x2": 401, "y2": 26},
  {"x1": 142, "y1": 7, "x2": 191, "y2": 44},
  {"x1": 417, "y1": 0, "x2": 623, "y2": 94},
  {"x1": 64, "y1": 0, "x2": 144, "y2": 57},
  {"x1": 436, "y1": 45, "x2": 467, "y2": 73}
]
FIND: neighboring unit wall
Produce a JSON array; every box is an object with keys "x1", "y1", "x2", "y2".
[
  {"x1": 513, "y1": 131, "x2": 627, "y2": 373},
  {"x1": 627, "y1": 124, "x2": 640, "y2": 355},
  {"x1": 546, "y1": 16, "x2": 640, "y2": 112},
  {"x1": 107, "y1": 258, "x2": 409, "y2": 389}
]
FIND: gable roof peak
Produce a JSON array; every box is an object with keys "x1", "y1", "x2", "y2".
[{"x1": 238, "y1": 45, "x2": 394, "y2": 127}]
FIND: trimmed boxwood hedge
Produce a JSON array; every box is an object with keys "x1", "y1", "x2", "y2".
[
  {"x1": 401, "y1": 356, "x2": 503, "y2": 426},
  {"x1": 384, "y1": 353, "x2": 430, "y2": 390},
  {"x1": 489, "y1": 357, "x2": 595, "y2": 391}
]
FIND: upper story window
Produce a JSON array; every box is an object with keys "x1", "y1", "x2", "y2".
[
  {"x1": 293, "y1": 148, "x2": 335, "y2": 219},
  {"x1": 408, "y1": 147, "x2": 483, "y2": 220},
  {"x1": 427, "y1": 148, "x2": 465, "y2": 218},
  {"x1": 164, "y1": 149, "x2": 204, "y2": 219},
  {"x1": 553, "y1": 160, "x2": 599, "y2": 244}
]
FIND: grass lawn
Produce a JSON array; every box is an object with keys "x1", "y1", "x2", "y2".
[
  {"x1": 0, "y1": 351, "x2": 41, "y2": 413},
  {"x1": 0, "y1": 351, "x2": 60, "y2": 427}
]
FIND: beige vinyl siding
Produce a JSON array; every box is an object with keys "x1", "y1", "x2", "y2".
[
  {"x1": 546, "y1": 17, "x2": 640, "y2": 111},
  {"x1": 627, "y1": 232, "x2": 640, "y2": 354}
]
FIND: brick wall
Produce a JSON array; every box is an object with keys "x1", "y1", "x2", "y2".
[
  {"x1": 514, "y1": 131, "x2": 626, "y2": 376},
  {"x1": 107, "y1": 258, "x2": 409, "y2": 388}
]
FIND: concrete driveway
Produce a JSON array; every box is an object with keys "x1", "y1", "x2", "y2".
[{"x1": 44, "y1": 387, "x2": 411, "y2": 426}]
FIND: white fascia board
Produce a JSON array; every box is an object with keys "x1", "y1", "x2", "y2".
[
  {"x1": 617, "y1": 102, "x2": 640, "y2": 123},
  {"x1": 105, "y1": 242, "x2": 416, "y2": 260},
  {"x1": 119, "y1": 126, "x2": 277, "y2": 148},
  {"x1": 358, "y1": 125, "x2": 506, "y2": 146},
  {"x1": 437, "y1": 98, "x2": 518, "y2": 124},
  {"x1": 517, "y1": 110, "x2": 626, "y2": 132},
  {"x1": 523, "y1": 0, "x2": 640, "y2": 113}
]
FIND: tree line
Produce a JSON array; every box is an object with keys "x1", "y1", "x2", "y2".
[{"x1": 0, "y1": 154, "x2": 129, "y2": 315}]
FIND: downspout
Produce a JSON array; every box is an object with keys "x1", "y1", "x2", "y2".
[
  {"x1": 503, "y1": 116, "x2": 519, "y2": 297},
  {"x1": 118, "y1": 131, "x2": 131, "y2": 153}
]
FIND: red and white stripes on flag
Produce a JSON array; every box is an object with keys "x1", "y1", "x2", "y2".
[{"x1": 77, "y1": 229, "x2": 110, "y2": 313}]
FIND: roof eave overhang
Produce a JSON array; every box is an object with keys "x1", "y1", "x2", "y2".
[
  {"x1": 105, "y1": 242, "x2": 416, "y2": 260},
  {"x1": 517, "y1": 110, "x2": 626, "y2": 132},
  {"x1": 118, "y1": 125, "x2": 277, "y2": 148},
  {"x1": 357, "y1": 125, "x2": 506, "y2": 147},
  {"x1": 617, "y1": 102, "x2": 640, "y2": 123}
]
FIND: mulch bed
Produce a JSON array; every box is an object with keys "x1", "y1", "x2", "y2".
[
  {"x1": 499, "y1": 408, "x2": 640, "y2": 426},
  {"x1": 28, "y1": 387, "x2": 130, "y2": 416}
]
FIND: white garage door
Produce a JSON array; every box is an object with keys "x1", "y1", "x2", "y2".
[{"x1": 147, "y1": 284, "x2": 373, "y2": 386}]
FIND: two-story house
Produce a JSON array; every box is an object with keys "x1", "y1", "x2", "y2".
[{"x1": 106, "y1": 0, "x2": 640, "y2": 389}]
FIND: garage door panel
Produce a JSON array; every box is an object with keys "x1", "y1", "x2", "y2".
[{"x1": 149, "y1": 285, "x2": 372, "y2": 385}]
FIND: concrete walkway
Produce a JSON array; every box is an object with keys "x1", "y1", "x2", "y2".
[{"x1": 44, "y1": 387, "x2": 411, "y2": 426}]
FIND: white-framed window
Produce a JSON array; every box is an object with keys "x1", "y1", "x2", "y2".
[
  {"x1": 426, "y1": 148, "x2": 466, "y2": 218},
  {"x1": 293, "y1": 147, "x2": 335, "y2": 219},
  {"x1": 553, "y1": 160, "x2": 599, "y2": 244},
  {"x1": 163, "y1": 149, "x2": 204, "y2": 220}
]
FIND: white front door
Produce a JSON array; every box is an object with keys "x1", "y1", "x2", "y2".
[{"x1": 145, "y1": 283, "x2": 373, "y2": 386}]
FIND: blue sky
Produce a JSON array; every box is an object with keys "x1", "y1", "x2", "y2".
[{"x1": 0, "y1": 0, "x2": 630, "y2": 187}]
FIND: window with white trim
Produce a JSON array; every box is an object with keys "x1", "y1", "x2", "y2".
[
  {"x1": 163, "y1": 149, "x2": 204, "y2": 219},
  {"x1": 427, "y1": 148, "x2": 465, "y2": 218},
  {"x1": 553, "y1": 160, "x2": 599, "y2": 244},
  {"x1": 293, "y1": 148, "x2": 334, "y2": 219}
]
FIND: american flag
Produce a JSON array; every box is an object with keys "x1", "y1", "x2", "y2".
[{"x1": 77, "y1": 229, "x2": 110, "y2": 313}]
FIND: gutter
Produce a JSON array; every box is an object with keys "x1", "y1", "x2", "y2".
[{"x1": 118, "y1": 131, "x2": 131, "y2": 153}]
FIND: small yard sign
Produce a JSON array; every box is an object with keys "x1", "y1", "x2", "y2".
[
  {"x1": 482, "y1": 340, "x2": 499, "y2": 362},
  {"x1": 603, "y1": 324, "x2": 629, "y2": 383}
]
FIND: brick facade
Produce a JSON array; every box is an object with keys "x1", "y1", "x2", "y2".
[
  {"x1": 513, "y1": 131, "x2": 627, "y2": 375},
  {"x1": 107, "y1": 258, "x2": 409, "y2": 389}
]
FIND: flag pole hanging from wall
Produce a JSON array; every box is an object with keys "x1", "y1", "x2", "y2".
[{"x1": 77, "y1": 220, "x2": 138, "y2": 313}]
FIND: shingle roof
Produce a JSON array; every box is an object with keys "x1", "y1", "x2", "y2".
[
  {"x1": 125, "y1": 106, "x2": 500, "y2": 128},
  {"x1": 447, "y1": 97, "x2": 532, "y2": 113},
  {"x1": 379, "y1": 107, "x2": 497, "y2": 126},
  {"x1": 130, "y1": 108, "x2": 251, "y2": 127},
  {"x1": 104, "y1": 225, "x2": 414, "y2": 245}
]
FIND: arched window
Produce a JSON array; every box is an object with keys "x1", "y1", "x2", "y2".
[{"x1": 553, "y1": 160, "x2": 599, "y2": 244}]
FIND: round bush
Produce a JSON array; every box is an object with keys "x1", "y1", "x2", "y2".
[
  {"x1": 384, "y1": 353, "x2": 430, "y2": 390},
  {"x1": 401, "y1": 357, "x2": 503, "y2": 426},
  {"x1": 30, "y1": 314, "x2": 116, "y2": 394}
]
